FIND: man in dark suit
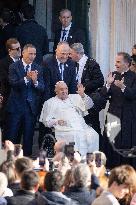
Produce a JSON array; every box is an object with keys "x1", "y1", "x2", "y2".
[
  {"x1": 15, "y1": 4, "x2": 49, "y2": 64},
  {"x1": 0, "y1": 38, "x2": 21, "y2": 135},
  {"x1": 39, "y1": 41, "x2": 77, "y2": 151},
  {"x1": 44, "y1": 41, "x2": 77, "y2": 100},
  {"x1": 0, "y1": 38, "x2": 21, "y2": 108},
  {"x1": 5, "y1": 44, "x2": 44, "y2": 156},
  {"x1": 53, "y1": 9, "x2": 85, "y2": 53},
  {"x1": 69, "y1": 43, "x2": 104, "y2": 134},
  {"x1": 102, "y1": 52, "x2": 136, "y2": 168}
]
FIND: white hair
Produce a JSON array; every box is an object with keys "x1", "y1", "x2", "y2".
[{"x1": 72, "y1": 164, "x2": 91, "y2": 188}]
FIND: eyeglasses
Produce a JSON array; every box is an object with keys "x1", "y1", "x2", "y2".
[{"x1": 11, "y1": 47, "x2": 21, "y2": 51}]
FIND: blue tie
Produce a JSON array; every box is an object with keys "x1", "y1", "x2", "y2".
[
  {"x1": 25, "y1": 64, "x2": 30, "y2": 74},
  {"x1": 62, "y1": 29, "x2": 67, "y2": 41}
]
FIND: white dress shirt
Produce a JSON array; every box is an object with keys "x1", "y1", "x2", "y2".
[
  {"x1": 60, "y1": 23, "x2": 72, "y2": 41},
  {"x1": 77, "y1": 54, "x2": 88, "y2": 83}
]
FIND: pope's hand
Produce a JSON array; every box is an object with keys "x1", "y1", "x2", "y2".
[
  {"x1": 77, "y1": 83, "x2": 85, "y2": 97},
  {"x1": 58, "y1": 120, "x2": 67, "y2": 126}
]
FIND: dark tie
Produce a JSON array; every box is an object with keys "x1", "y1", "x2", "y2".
[
  {"x1": 59, "y1": 63, "x2": 63, "y2": 80},
  {"x1": 25, "y1": 65, "x2": 32, "y2": 102},
  {"x1": 76, "y1": 62, "x2": 79, "y2": 75},
  {"x1": 25, "y1": 64, "x2": 30, "y2": 74},
  {"x1": 61, "y1": 29, "x2": 67, "y2": 41}
]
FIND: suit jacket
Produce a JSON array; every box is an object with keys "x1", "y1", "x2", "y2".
[
  {"x1": 80, "y1": 58, "x2": 104, "y2": 133},
  {"x1": 0, "y1": 55, "x2": 14, "y2": 102},
  {"x1": 43, "y1": 56, "x2": 77, "y2": 100},
  {"x1": 6, "y1": 189, "x2": 36, "y2": 205},
  {"x1": 15, "y1": 20, "x2": 49, "y2": 64},
  {"x1": 81, "y1": 58, "x2": 104, "y2": 95},
  {"x1": 6, "y1": 60, "x2": 44, "y2": 115},
  {"x1": 33, "y1": 191, "x2": 77, "y2": 205},
  {"x1": 53, "y1": 24, "x2": 85, "y2": 52},
  {"x1": 64, "y1": 186, "x2": 96, "y2": 205}
]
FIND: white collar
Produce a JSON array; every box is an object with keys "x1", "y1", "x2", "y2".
[
  {"x1": 62, "y1": 22, "x2": 72, "y2": 31},
  {"x1": 9, "y1": 56, "x2": 19, "y2": 62},
  {"x1": 56, "y1": 58, "x2": 64, "y2": 66},
  {"x1": 121, "y1": 68, "x2": 129, "y2": 75},
  {"x1": 78, "y1": 54, "x2": 88, "y2": 66},
  {"x1": 22, "y1": 59, "x2": 32, "y2": 67}
]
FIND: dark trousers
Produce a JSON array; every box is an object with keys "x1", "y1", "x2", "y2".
[{"x1": 5, "y1": 106, "x2": 36, "y2": 156}]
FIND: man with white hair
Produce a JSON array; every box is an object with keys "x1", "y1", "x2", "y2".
[
  {"x1": 70, "y1": 43, "x2": 104, "y2": 136},
  {"x1": 40, "y1": 81, "x2": 99, "y2": 156}
]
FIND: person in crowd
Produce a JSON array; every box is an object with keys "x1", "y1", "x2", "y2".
[
  {"x1": 40, "y1": 81, "x2": 99, "y2": 156},
  {"x1": 0, "y1": 172, "x2": 13, "y2": 197},
  {"x1": 64, "y1": 163, "x2": 96, "y2": 205},
  {"x1": 0, "y1": 8, "x2": 16, "y2": 59},
  {"x1": 130, "y1": 55, "x2": 136, "y2": 73},
  {"x1": 53, "y1": 9, "x2": 85, "y2": 52},
  {"x1": 0, "y1": 38, "x2": 21, "y2": 138},
  {"x1": 15, "y1": 4, "x2": 49, "y2": 64},
  {"x1": 69, "y1": 43, "x2": 104, "y2": 135},
  {"x1": 34, "y1": 170, "x2": 77, "y2": 205},
  {"x1": 5, "y1": 44, "x2": 44, "y2": 156},
  {"x1": 6, "y1": 170, "x2": 39, "y2": 205},
  {"x1": 92, "y1": 165, "x2": 136, "y2": 205},
  {"x1": 131, "y1": 44, "x2": 136, "y2": 57},
  {"x1": 39, "y1": 41, "x2": 77, "y2": 150},
  {"x1": 101, "y1": 52, "x2": 136, "y2": 168},
  {"x1": 8, "y1": 157, "x2": 33, "y2": 194}
]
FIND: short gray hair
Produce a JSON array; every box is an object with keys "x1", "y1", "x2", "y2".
[
  {"x1": 59, "y1": 9, "x2": 71, "y2": 17},
  {"x1": 72, "y1": 164, "x2": 91, "y2": 188},
  {"x1": 70, "y1": 43, "x2": 84, "y2": 55}
]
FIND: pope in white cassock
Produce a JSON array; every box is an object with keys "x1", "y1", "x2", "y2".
[{"x1": 40, "y1": 81, "x2": 99, "y2": 156}]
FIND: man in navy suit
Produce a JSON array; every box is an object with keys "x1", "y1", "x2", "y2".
[
  {"x1": 53, "y1": 9, "x2": 85, "y2": 53},
  {"x1": 5, "y1": 44, "x2": 44, "y2": 156},
  {"x1": 43, "y1": 41, "x2": 77, "y2": 100},
  {"x1": 39, "y1": 41, "x2": 77, "y2": 150}
]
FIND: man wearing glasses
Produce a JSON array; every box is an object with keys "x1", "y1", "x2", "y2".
[{"x1": 0, "y1": 38, "x2": 21, "y2": 136}]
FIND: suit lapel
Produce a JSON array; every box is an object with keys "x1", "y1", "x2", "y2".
[
  {"x1": 81, "y1": 60, "x2": 88, "y2": 83},
  {"x1": 54, "y1": 57, "x2": 62, "y2": 81},
  {"x1": 17, "y1": 60, "x2": 26, "y2": 77},
  {"x1": 124, "y1": 70, "x2": 134, "y2": 87},
  {"x1": 67, "y1": 26, "x2": 73, "y2": 42},
  {"x1": 63, "y1": 63, "x2": 69, "y2": 81}
]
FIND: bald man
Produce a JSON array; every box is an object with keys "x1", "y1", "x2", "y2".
[{"x1": 40, "y1": 81, "x2": 99, "y2": 156}]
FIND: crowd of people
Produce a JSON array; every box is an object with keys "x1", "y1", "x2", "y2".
[{"x1": 0, "y1": 2, "x2": 136, "y2": 205}]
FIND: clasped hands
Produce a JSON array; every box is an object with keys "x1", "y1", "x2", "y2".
[
  {"x1": 26, "y1": 70, "x2": 38, "y2": 83},
  {"x1": 107, "y1": 72, "x2": 126, "y2": 89}
]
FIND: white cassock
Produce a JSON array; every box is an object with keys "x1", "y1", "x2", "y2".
[{"x1": 40, "y1": 94, "x2": 99, "y2": 156}]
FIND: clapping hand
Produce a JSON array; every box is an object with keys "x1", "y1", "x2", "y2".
[
  {"x1": 77, "y1": 84, "x2": 85, "y2": 97},
  {"x1": 107, "y1": 72, "x2": 116, "y2": 86},
  {"x1": 26, "y1": 70, "x2": 38, "y2": 83},
  {"x1": 114, "y1": 77, "x2": 125, "y2": 89},
  {"x1": 31, "y1": 70, "x2": 38, "y2": 83}
]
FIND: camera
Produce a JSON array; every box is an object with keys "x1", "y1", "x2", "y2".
[
  {"x1": 86, "y1": 152, "x2": 94, "y2": 164},
  {"x1": 64, "y1": 142, "x2": 75, "y2": 162},
  {"x1": 39, "y1": 149, "x2": 47, "y2": 167},
  {"x1": 14, "y1": 144, "x2": 22, "y2": 157},
  {"x1": 95, "y1": 153, "x2": 102, "y2": 167}
]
